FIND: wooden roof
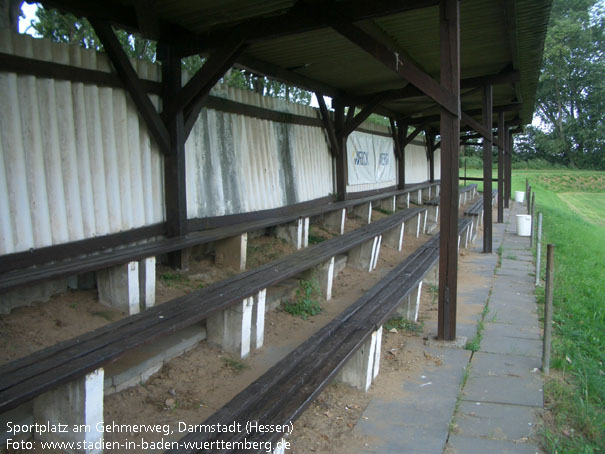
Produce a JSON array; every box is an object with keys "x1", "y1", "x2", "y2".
[{"x1": 41, "y1": 0, "x2": 552, "y2": 128}]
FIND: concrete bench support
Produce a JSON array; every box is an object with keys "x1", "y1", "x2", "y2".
[
  {"x1": 351, "y1": 202, "x2": 372, "y2": 224},
  {"x1": 410, "y1": 189, "x2": 422, "y2": 205},
  {"x1": 138, "y1": 257, "x2": 156, "y2": 309},
  {"x1": 348, "y1": 236, "x2": 380, "y2": 272},
  {"x1": 33, "y1": 368, "x2": 104, "y2": 453},
  {"x1": 427, "y1": 205, "x2": 439, "y2": 224},
  {"x1": 336, "y1": 326, "x2": 382, "y2": 392},
  {"x1": 435, "y1": 185, "x2": 441, "y2": 197},
  {"x1": 97, "y1": 261, "x2": 140, "y2": 315},
  {"x1": 423, "y1": 263, "x2": 439, "y2": 287},
  {"x1": 422, "y1": 187, "x2": 431, "y2": 202},
  {"x1": 276, "y1": 218, "x2": 308, "y2": 250},
  {"x1": 302, "y1": 257, "x2": 335, "y2": 301},
  {"x1": 207, "y1": 297, "x2": 253, "y2": 358},
  {"x1": 395, "y1": 282, "x2": 422, "y2": 322},
  {"x1": 250, "y1": 289, "x2": 267, "y2": 350},
  {"x1": 384, "y1": 223, "x2": 405, "y2": 251},
  {"x1": 403, "y1": 213, "x2": 422, "y2": 238},
  {"x1": 395, "y1": 193, "x2": 410, "y2": 209},
  {"x1": 321, "y1": 208, "x2": 346, "y2": 235},
  {"x1": 379, "y1": 196, "x2": 396, "y2": 212},
  {"x1": 216, "y1": 233, "x2": 247, "y2": 271}
]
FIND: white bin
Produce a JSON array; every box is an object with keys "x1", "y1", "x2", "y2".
[
  {"x1": 516, "y1": 215, "x2": 532, "y2": 236},
  {"x1": 514, "y1": 191, "x2": 525, "y2": 203}
]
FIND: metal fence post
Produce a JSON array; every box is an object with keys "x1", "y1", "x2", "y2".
[
  {"x1": 542, "y1": 244, "x2": 555, "y2": 374},
  {"x1": 535, "y1": 213, "x2": 543, "y2": 286},
  {"x1": 527, "y1": 185, "x2": 532, "y2": 214},
  {"x1": 530, "y1": 192, "x2": 535, "y2": 247}
]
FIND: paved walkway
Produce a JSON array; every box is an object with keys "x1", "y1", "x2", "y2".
[{"x1": 355, "y1": 203, "x2": 544, "y2": 453}]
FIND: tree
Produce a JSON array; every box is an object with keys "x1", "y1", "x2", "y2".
[{"x1": 524, "y1": 0, "x2": 605, "y2": 169}]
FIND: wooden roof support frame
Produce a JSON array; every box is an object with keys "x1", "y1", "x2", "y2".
[
  {"x1": 425, "y1": 128, "x2": 436, "y2": 183},
  {"x1": 506, "y1": 128, "x2": 513, "y2": 208},
  {"x1": 343, "y1": 97, "x2": 383, "y2": 136},
  {"x1": 497, "y1": 112, "x2": 505, "y2": 222},
  {"x1": 90, "y1": 19, "x2": 171, "y2": 156},
  {"x1": 316, "y1": 94, "x2": 348, "y2": 201},
  {"x1": 438, "y1": 0, "x2": 460, "y2": 342},
  {"x1": 326, "y1": 9, "x2": 458, "y2": 117},
  {"x1": 389, "y1": 119, "x2": 407, "y2": 190},
  {"x1": 482, "y1": 85, "x2": 493, "y2": 253}
]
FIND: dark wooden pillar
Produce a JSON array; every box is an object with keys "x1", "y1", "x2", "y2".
[
  {"x1": 438, "y1": 0, "x2": 460, "y2": 341},
  {"x1": 391, "y1": 119, "x2": 407, "y2": 190},
  {"x1": 426, "y1": 129, "x2": 436, "y2": 183},
  {"x1": 161, "y1": 45, "x2": 189, "y2": 269},
  {"x1": 482, "y1": 85, "x2": 493, "y2": 253},
  {"x1": 506, "y1": 130, "x2": 513, "y2": 207},
  {"x1": 497, "y1": 113, "x2": 505, "y2": 222},
  {"x1": 333, "y1": 99, "x2": 348, "y2": 201}
]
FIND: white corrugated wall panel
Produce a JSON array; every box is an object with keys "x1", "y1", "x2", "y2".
[
  {"x1": 185, "y1": 85, "x2": 333, "y2": 218},
  {"x1": 0, "y1": 31, "x2": 164, "y2": 255},
  {"x1": 405, "y1": 140, "x2": 430, "y2": 184}
]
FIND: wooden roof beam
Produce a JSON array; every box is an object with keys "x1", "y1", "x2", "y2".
[
  {"x1": 327, "y1": 11, "x2": 459, "y2": 117},
  {"x1": 178, "y1": 0, "x2": 441, "y2": 56}
]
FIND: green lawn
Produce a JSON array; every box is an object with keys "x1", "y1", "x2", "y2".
[{"x1": 559, "y1": 192, "x2": 605, "y2": 228}]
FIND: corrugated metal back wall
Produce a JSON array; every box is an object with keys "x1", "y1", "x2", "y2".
[
  {"x1": 0, "y1": 31, "x2": 435, "y2": 256},
  {"x1": 0, "y1": 30, "x2": 165, "y2": 255},
  {"x1": 186, "y1": 85, "x2": 333, "y2": 218}
]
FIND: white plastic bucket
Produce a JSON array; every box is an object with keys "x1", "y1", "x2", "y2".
[
  {"x1": 516, "y1": 214, "x2": 532, "y2": 236},
  {"x1": 514, "y1": 191, "x2": 525, "y2": 203}
]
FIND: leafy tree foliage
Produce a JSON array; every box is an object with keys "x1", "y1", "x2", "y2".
[
  {"x1": 28, "y1": 6, "x2": 311, "y2": 105},
  {"x1": 521, "y1": 0, "x2": 604, "y2": 169}
]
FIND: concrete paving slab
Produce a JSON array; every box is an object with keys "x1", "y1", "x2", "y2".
[
  {"x1": 359, "y1": 425, "x2": 449, "y2": 454},
  {"x1": 482, "y1": 321, "x2": 541, "y2": 340},
  {"x1": 469, "y1": 352, "x2": 542, "y2": 380},
  {"x1": 447, "y1": 434, "x2": 540, "y2": 454},
  {"x1": 455, "y1": 401, "x2": 539, "y2": 440},
  {"x1": 480, "y1": 335, "x2": 542, "y2": 357},
  {"x1": 463, "y1": 375, "x2": 543, "y2": 407}
]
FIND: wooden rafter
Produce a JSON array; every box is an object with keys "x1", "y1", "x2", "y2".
[
  {"x1": 343, "y1": 97, "x2": 383, "y2": 136},
  {"x1": 327, "y1": 11, "x2": 458, "y2": 117},
  {"x1": 90, "y1": 19, "x2": 171, "y2": 155}
]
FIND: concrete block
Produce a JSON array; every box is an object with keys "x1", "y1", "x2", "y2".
[
  {"x1": 423, "y1": 263, "x2": 439, "y2": 287},
  {"x1": 428, "y1": 205, "x2": 439, "y2": 223},
  {"x1": 33, "y1": 369, "x2": 104, "y2": 453},
  {"x1": 435, "y1": 184, "x2": 441, "y2": 197},
  {"x1": 302, "y1": 257, "x2": 335, "y2": 301},
  {"x1": 138, "y1": 257, "x2": 156, "y2": 310},
  {"x1": 207, "y1": 298, "x2": 253, "y2": 358},
  {"x1": 372, "y1": 326, "x2": 383, "y2": 379},
  {"x1": 409, "y1": 282, "x2": 422, "y2": 322},
  {"x1": 97, "y1": 261, "x2": 140, "y2": 315},
  {"x1": 251, "y1": 289, "x2": 267, "y2": 350},
  {"x1": 303, "y1": 217, "x2": 310, "y2": 248},
  {"x1": 321, "y1": 208, "x2": 346, "y2": 235},
  {"x1": 348, "y1": 236, "x2": 379, "y2": 272},
  {"x1": 352, "y1": 202, "x2": 372, "y2": 224},
  {"x1": 396, "y1": 193, "x2": 410, "y2": 209},
  {"x1": 276, "y1": 218, "x2": 304, "y2": 250},
  {"x1": 371, "y1": 235, "x2": 382, "y2": 271},
  {"x1": 216, "y1": 233, "x2": 247, "y2": 270},
  {"x1": 384, "y1": 223, "x2": 405, "y2": 251},
  {"x1": 422, "y1": 187, "x2": 431, "y2": 202},
  {"x1": 379, "y1": 196, "x2": 396, "y2": 212},
  {"x1": 336, "y1": 328, "x2": 381, "y2": 392},
  {"x1": 464, "y1": 225, "x2": 470, "y2": 248},
  {"x1": 410, "y1": 189, "x2": 422, "y2": 205}
]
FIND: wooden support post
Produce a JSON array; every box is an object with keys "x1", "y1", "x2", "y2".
[
  {"x1": 482, "y1": 85, "x2": 493, "y2": 253},
  {"x1": 334, "y1": 99, "x2": 348, "y2": 201},
  {"x1": 542, "y1": 244, "x2": 555, "y2": 374},
  {"x1": 390, "y1": 119, "x2": 407, "y2": 190},
  {"x1": 497, "y1": 113, "x2": 505, "y2": 222},
  {"x1": 437, "y1": 0, "x2": 460, "y2": 342},
  {"x1": 161, "y1": 45, "x2": 189, "y2": 269},
  {"x1": 505, "y1": 130, "x2": 512, "y2": 208},
  {"x1": 426, "y1": 129, "x2": 436, "y2": 183}
]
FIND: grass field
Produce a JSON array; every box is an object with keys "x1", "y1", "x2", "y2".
[
  {"x1": 463, "y1": 169, "x2": 605, "y2": 452},
  {"x1": 559, "y1": 193, "x2": 605, "y2": 228}
]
